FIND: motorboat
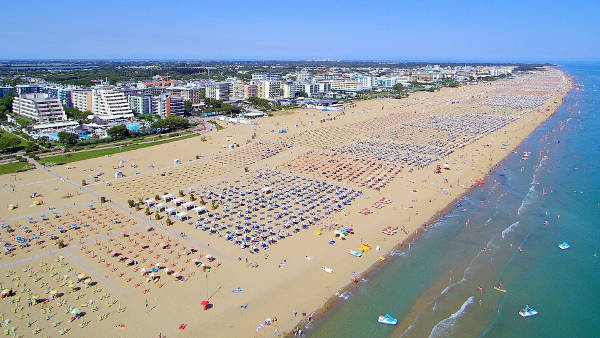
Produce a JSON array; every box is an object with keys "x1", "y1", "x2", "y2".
[
  {"x1": 558, "y1": 241, "x2": 570, "y2": 250},
  {"x1": 519, "y1": 305, "x2": 539, "y2": 317},
  {"x1": 349, "y1": 250, "x2": 362, "y2": 257},
  {"x1": 378, "y1": 314, "x2": 398, "y2": 325}
]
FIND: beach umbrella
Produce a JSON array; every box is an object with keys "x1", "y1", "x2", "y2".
[{"x1": 71, "y1": 308, "x2": 81, "y2": 315}]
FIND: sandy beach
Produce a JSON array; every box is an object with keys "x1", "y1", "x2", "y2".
[{"x1": 0, "y1": 68, "x2": 571, "y2": 337}]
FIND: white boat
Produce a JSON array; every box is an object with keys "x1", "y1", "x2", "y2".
[
  {"x1": 349, "y1": 250, "x2": 362, "y2": 257},
  {"x1": 321, "y1": 266, "x2": 334, "y2": 274},
  {"x1": 378, "y1": 314, "x2": 398, "y2": 325},
  {"x1": 558, "y1": 242, "x2": 570, "y2": 250},
  {"x1": 519, "y1": 306, "x2": 539, "y2": 317}
]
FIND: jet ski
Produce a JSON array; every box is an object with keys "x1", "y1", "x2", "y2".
[
  {"x1": 519, "y1": 305, "x2": 539, "y2": 317},
  {"x1": 558, "y1": 242, "x2": 570, "y2": 250},
  {"x1": 378, "y1": 313, "x2": 398, "y2": 325}
]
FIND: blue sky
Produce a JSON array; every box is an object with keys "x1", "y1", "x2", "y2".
[{"x1": 2, "y1": 0, "x2": 599, "y2": 61}]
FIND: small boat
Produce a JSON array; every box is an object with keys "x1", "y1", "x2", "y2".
[
  {"x1": 378, "y1": 314, "x2": 398, "y2": 325},
  {"x1": 349, "y1": 250, "x2": 362, "y2": 257},
  {"x1": 321, "y1": 266, "x2": 334, "y2": 274},
  {"x1": 558, "y1": 242, "x2": 570, "y2": 250},
  {"x1": 519, "y1": 305, "x2": 538, "y2": 317},
  {"x1": 493, "y1": 286, "x2": 507, "y2": 293}
]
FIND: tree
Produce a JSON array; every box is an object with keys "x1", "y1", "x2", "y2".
[
  {"x1": 0, "y1": 132, "x2": 22, "y2": 152},
  {"x1": 393, "y1": 83, "x2": 404, "y2": 92},
  {"x1": 151, "y1": 115, "x2": 190, "y2": 132},
  {"x1": 199, "y1": 88, "x2": 206, "y2": 98},
  {"x1": 295, "y1": 91, "x2": 308, "y2": 98},
  {"x1": 58, "y1": 132, "x2": 78, "y2": 146},
  {"x1": 64, "y1": 106, "x2": 90, "y2": 120},
  {"x1": 13, "y1": 115, "x2": 34, "y2": 128},
  {"x1": 184, "y1": 100, "x2": 193, "y2": 113},
  {"x1": 106, "y1": 124, "x2": 130, "y2": 140}
]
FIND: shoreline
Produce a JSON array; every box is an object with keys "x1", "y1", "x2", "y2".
[
  {"x1": 0, "y1": 69, "x2": 572, "y2": 338},
  {"x1": 287, "y1": 69, "x2": 573, "y2": 336}
]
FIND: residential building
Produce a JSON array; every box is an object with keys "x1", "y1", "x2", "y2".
[
  {"x1": 330, "y1": 78, "x2": 359, "y2": 91},
  {"x1": 151, "y1": 94, "x2": 184, "y2": 117},
  {"x1": 72, "y1": 90, "x2": 93, "y2": 112},
  {"x1": 295, "y1": 69, "x2": 312, "y2": 82},
  {"x1": 128, "y1": 94, "x2": 152, "y2": 114},
  {"x1": 166, "y1": 86, "x2": 200, "y2": 104},
  {"x1": 0, "y1": 86, "x2": 13, "y2": 98},
  {"x1": 230, "y1": 82, "x2": 247, "y2": 101},
  {"x1": 40, "y1": 86, "x2": 73, "y2": 107},
  {"x1": 205, "y1": 83, "x2": 229, "y2": 101},
  {"x1": 252, "y1": 73, "x2": 282, "y2": 81},
  {"x1": 15, "y1": 84, "x2": 39, "y2": 96},
  {"x1": 91, "y1": 88, "x2": 133, "y2": 118},
  {"x1": 257, "y1": 80, "x2": 281, "y2": 99},
  {"x1": 12, "y1": 93, "x2": 66, "y2": 122},
  {"x1": 245, "y1": 83, "x2": 258, "y2": 99}
]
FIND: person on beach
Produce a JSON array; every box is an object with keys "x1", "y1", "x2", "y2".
[{"x1": 477, "y1": 285, "x2": 483, "y2": 296}]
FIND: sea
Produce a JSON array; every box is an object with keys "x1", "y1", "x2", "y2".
[{"x1": 307, "y1": 62, "x2": 600, "y2": 338}]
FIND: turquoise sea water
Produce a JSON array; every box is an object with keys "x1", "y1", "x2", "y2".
[{"x1": 308, "y1": 63, "x2": 600, "y2": 338}]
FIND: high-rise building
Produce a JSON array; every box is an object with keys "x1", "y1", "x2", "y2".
[
  {"x1": 39, "y1": 86, "x2": 73, "y2": 107},
  {"x1": 15, "y1": 84, "x2": 39, "y2": 96},
  {"x1": 257, "y1": 80, "x2": 281, "y2": 99},
  {"x1": 0, "y1": 86, "x2": 13, "y2": 98},
  {"x1": 151, "y1": 94, "x2": 184, "y2": 117},
  {"x1": 91, "y1": 88, "x2": 133, "y2": 117},
  {"x1": 245, "y1": 83, "x2": 258, "y2": 99},
  {"x1": 128, "y1": 94, "x2": 152, "y2": 115},
  {"x1": 165, "y1": 86, "x2": 200, "y2": 104},
  {"x1": 12, "y1": 93, "x2": 66, "y2": 122},
  {"x1": 205, "y1": 83, "x2": 230, "y2": 101},
  {"x1": 72, "y1": 90, "x2": 93, "y2": 112}
]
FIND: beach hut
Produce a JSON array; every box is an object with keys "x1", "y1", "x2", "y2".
[
  {"x1": 176, "y1": 212, "x2": 189, "y2": 221},
  {"x1": 155, "y1": 203, "x2": 166, "y2": 212},
  {"x1": 182, "y1": 202, "x2": 196, "y2": 210},
  {"x1": 193, "y1": 206, "x2": 207, "y2": 215},
  {"x1": 161, "y1": 193, "x2": 175, "y2": 202},
  {"x1": 172, "y1": 197, "x2": 185, "y2": 206},
  {"x1": 144, "y1": 199, "x2": 156, "y2": 207},
  {"x1": 165, "y1": 207, "x2": 177, "y2": 216}
]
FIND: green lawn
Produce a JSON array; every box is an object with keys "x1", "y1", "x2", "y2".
[
  {"x1": 40, "y1": 133, "x2": 201, "y2": 165},
  {"x1": 207, "y1": 120, "x2": 224, "y2": 130},
  {"x1": 0, "y1": 161, "x2": 31, "y2": 175}
]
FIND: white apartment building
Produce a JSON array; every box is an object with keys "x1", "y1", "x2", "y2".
[
  {"x1": 295, "y1": 69, "x2": 313, "y2": 82},
  {"x1": 12, "y1": 93, "x2": 66, "y2": 122},
  {"x1": 330, "y1": 78, "x2": 360, "y2": 91},
  {"x1": 357, "y1": 75, "x2": 374, "y2": 90},
  {"x1": 257, "y1": 80, "x2": 281, "y2": 100},
  {"x1": 72, "y1": 90, "x2": 92, "y2": 112},
  {"x1": 205, "y1": 83, "x2": 230, "y2": 101},
  {"x1": 165, "y1": 86, "x2": 200, "y2": 103},
  {"x1": 91, "y1": 89, "x2": 133, "y2": 118},
  {"x1": 317, "y1": 81, "x2": 332, "y2": 94}
]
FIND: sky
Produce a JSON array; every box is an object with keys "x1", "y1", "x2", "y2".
[{"x1": 2, "y1": 0, "x2": 599, "y2": 62}]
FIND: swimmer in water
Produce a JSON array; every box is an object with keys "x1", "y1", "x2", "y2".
[
  {"x1": 544, "y1": 220, "x2": 549, "y2": 226},
  {"x1": 518, "y1": 247, "x2": 523, "y2": 253},
  {"x1": 510, "y1": 243, "x2": 513, "y2": 248},
  {"x1": 477, "y1": 285, "x2": 483, "y2": 296},
  {"x1": 557, "y1": 214, "x2": 561, "y2": 220}
]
